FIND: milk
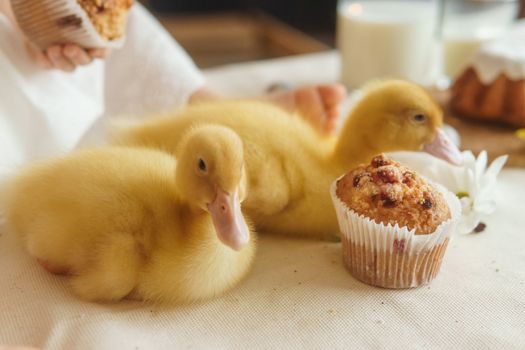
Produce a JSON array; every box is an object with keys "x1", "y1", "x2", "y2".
[
  {"x1": 442, "y1": 2, "x2": 518, "y2": 79},
  {"x1": 337, "y1": 1, "x2": 437, "y2": 90},
  {"x1": 443, "y1": 31, "x2": 499, "y2": 79}
]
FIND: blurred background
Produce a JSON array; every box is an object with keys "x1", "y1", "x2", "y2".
[
  {"x1": 136, "y1": 0, "x2": 525, "y2": 166},
  {"x1": 139, "y1": 0, "x2": 339, "y2": 67},
  {"x1": 140, "y1": 0, "x2": 525, "y2": 68}
]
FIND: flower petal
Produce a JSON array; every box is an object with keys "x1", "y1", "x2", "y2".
[
  {"x1": 485, "y1": 155, "x2": 508, "y2": 180},
  {"x1": 458, "y1": 211, "x2": 482, "y2": 234},
  {"x1": 475, "y1": 151, "x2": 488, "y2": 183},
  {"x1": 474, "y1": 199, "x2": 497, "y2": 214},
  {"x1": 462, "y1": 151, "x2": 476, "y2": 169}
]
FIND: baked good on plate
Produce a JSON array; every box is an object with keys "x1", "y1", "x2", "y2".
[
  {"x1": 11, "y1": 0, "x2": 134, "y2": 49},
  {"x1": 451, "y1": 24, "x2": 525, "y2": 127},
  {"x1": 330, "y1": 154, "x2": 461, "y2": 289}
]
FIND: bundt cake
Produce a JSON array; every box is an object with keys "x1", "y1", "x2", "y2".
[{"x1": 450, "y1": 24, "x2": 525, "y2": 127}]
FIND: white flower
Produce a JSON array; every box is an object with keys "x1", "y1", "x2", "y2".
[
  {"x1": 455, "y1": 151, "x2": 507, "y2": 233},
  {"x1": 389, "y1": 150, "x2": 507, "y2": 234}
]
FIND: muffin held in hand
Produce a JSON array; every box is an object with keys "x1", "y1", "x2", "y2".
[
  {"x1": 331, "y1": 154, "x2": 460, "y2": 289},
  {"x1": 11, "y1": 0, "x2": 134, "y2": 49},
  {"x1": 77, "y1": 0, "x2": 133, "y2": 41}
]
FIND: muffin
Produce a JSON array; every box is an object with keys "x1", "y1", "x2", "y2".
[
  {"x1": 330, "y1": 154, "x2": 461, "y2": 289},
  {"x1": 450, "y1": 24, "x2": 525, "y2": 127},
  {"x1": 11, "y1": 0, "x2": 134, "y2": 49},
  {"x1": 76, "y1": 0, "x2": 133, "y2": 41}
]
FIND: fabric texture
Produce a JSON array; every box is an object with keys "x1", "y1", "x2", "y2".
[
  {"x1": 0, "y1": 3, "x2": 204, "y2": 177},
  {"x1": 102, "y1": 4, "x2": 205, "y2": 117},
  {"x1": 0, "y1": 169, "x2": 523, "y2": 349},
  {"x1": 1, "y1": 52, "x2": 524, "y2": 350},
  {"x1": 0, "y1": 15, "x2": 104, "y2": 178}
]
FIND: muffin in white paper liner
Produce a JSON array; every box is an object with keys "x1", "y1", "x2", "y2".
[
  {"x1": 11, "y1": 0, "x2": 130, "y2": 49},
  {"x1": 330, "y1": 177, "x2": 461, "y2": 289}
]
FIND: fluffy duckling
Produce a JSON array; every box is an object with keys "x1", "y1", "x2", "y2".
[
  {"x1": 3, "y1": 125, "x2": 255, "y2": 303},
  {"x1": 335, "y1": 80, "x2": 462, "y2": 165},
  {"x1": 114, "y1": 80, "x2": 462, "y2": 240}
]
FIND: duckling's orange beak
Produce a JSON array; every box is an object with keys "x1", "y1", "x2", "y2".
[
  {"x1": 208, "y1": 187, "x2": 250, "y2": 251},
  {"x1": 423, "y1": 128, "x2": 463, "y2": 165}
]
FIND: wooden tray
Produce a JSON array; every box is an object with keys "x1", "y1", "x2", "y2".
[
  {"x1": 154, "y1": 11, "x2": 329, "y2": 68},
  {"x1": 431, "y1": 89, "x2": 525, "y2": 168}
]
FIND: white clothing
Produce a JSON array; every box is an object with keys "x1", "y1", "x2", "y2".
[{"x1": 0, "y1": 4, "x2": 204, "y2": 178}]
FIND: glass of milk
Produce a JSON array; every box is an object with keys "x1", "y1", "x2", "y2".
[
  {"x1": 441, "y1": 0, "x2": 519, "y2": 80},
  {"x1": 337, "y1": 0, "x2": 439, "y2": 90}
]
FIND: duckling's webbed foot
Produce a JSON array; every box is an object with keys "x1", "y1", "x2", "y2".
[
  {"x1": 124, "y1": 288, "x2": 143, "y2": 301},
  {"x1": 69, "y1": 233, "x2": 141, "y2": 302},
  {"x1": 37, "y1": 258, "x2": 71, "y2": 275}
]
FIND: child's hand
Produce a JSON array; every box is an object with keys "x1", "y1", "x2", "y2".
[{"x1": 25, "y1": 41, "x2": 107, "y2": 72}]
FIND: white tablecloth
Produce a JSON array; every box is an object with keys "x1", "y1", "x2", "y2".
[{"x1": 1, "y1": 52, "x2": 524, "y2": 349}]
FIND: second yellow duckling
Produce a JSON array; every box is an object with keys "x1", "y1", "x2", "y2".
[
  {"x1": 3, "y1": 125, "x2": 255, "y2": 303},
  {"x1": 114, "y1": 80, "x2": 462, "y2": 240}
]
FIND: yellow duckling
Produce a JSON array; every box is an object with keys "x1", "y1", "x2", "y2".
[
  {"x1": 3, "y1": 125, "x2": 255, "y2": 303},
  {"x1": 114, "y1": 80, "x2": 462, "y2": 240}
]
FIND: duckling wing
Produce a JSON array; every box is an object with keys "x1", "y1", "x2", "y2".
[
  {"x1": 113, "y1": 101, "x2": 321, "y2": 221},
  {"x1": 242, "y1": 153, "x2": 291, "y2": 217}
]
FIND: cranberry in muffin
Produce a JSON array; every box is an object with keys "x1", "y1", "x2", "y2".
[{"x1": 336, "y1": 154, "x2": 450, "y2": 234}]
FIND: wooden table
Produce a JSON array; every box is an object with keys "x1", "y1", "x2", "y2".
[{"x1": 153, "y1": 11, "x2": 330, "y2": 68}]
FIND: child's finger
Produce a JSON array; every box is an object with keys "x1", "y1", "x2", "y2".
[
  {"x1": 87, "y1": 48, "x2": 108, "y2": 59},
  {"x1": 33, "y1": 51, "x2": 53, "y2": 69},
  {"x1": 46, "y1": 46, "x2": 75, "y2": 72},
  {"x1": 318, "y1": 84, "x2": 347, "y2": 107},
  {"x1": 63, "y1": 44, "x2": 93, "y2": 66},
  {"x1": 24, "y1": 41, "x2": 53, "y2": 69}
]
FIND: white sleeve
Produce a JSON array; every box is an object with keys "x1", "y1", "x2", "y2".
[{"x1": 103, "y1": 3, "x2": 205, "y2": 116}]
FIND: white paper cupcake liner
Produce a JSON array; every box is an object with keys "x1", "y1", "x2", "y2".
[
  {"x1": 11, "y1": 0, "x2": 127, "y2": 49},
  {"x1": 330, "y1": 176, "x2": 461, "y2": 289}
]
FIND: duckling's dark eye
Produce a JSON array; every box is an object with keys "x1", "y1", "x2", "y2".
[
  {"x1": 413, "y1": 114, "x2": 426, "y2": 123},
  {"x1": 198, "y1": 158, "x2": 207, "y2": 172}
]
